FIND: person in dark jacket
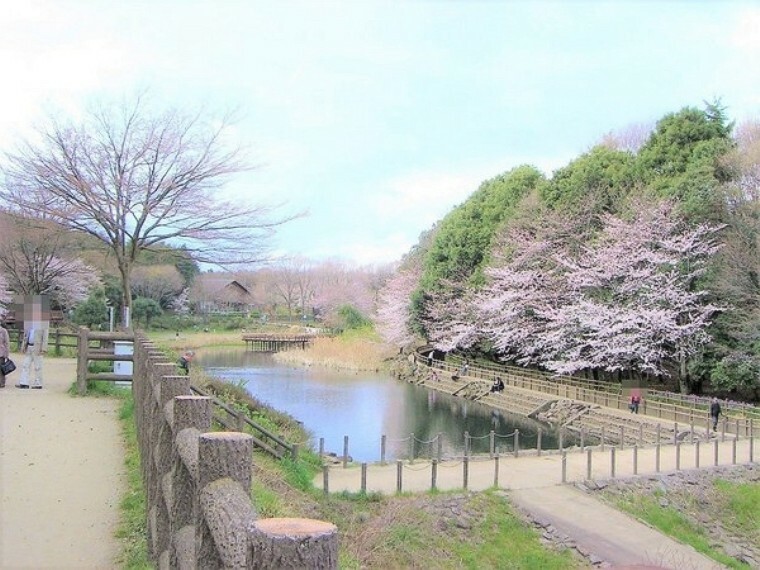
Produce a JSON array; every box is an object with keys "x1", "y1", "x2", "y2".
[{"x1": 710, "y1": 397, "x2": 722, "y2": 431}]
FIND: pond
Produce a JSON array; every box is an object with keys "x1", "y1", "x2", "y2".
[{"x1": 196, "y1": 348, "x2": 559, "y2": 462}]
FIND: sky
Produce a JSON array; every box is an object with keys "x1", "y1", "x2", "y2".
[{"x1": 1, "y1": 1, "x2": 759, "y2": 267}]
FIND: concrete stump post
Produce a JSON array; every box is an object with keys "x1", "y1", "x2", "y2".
[
  {"x1": 431, "y1": 459, "x2": 438, "y2": 490},
  {"x1": 250, "y1": 518, "x2": 338, "y2": 570},
  {"x1": 343, "y1": 436, "x2": 349, "y2": 469},
  {"x1": 732, "y1": 439, "x2": 737, "y2": 465},
  {"x1": 463, "y1": 457, "x2": 469, "y2": 490},
  {"x1": 676, "y1": 442, "x2": 681, "y2": 470},
  {"x1": 198, "y1": 432, "x2": 254, "y2": 493},
  {"x1": 714, "y1": 439, "x2": 719, "y2": 467},
  {"x1": 396, "y1": 460, "x2": 403, "y2": 493},
  {"x1": 360, "y1": 463, "x2": 367, "y2": 493},
  {"x1": 586, "y1": 448, "x2": 592, "y2": 480},
  {"x1": 170, "y1": 396, "x2": 216, "y2": 569},
  {"x1": 380, "y1": 435, "x2": 386, "y2": 465},
  {"x1": 197, "y1": 433, "x2": 254, "y2": 568},
  {"x1": 695, "y1": 441, "x2": 700, "y2": 469},
  {"x1": 656, "y1": 444, "x2": 661, "y2": 472},
  {"x1": 493, "y1": 454, "x2": 499, "y2": 487},
  {"x1": 561, "y1": 451, "x2": 567, "y2": 483},
  {"x1": 322, "y1": 466, "x2": 329, "y2": 496}
]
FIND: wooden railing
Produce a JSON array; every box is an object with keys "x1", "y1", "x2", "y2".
[
  {"x1": 75, "y1": 328, "x2": 135, "y2": 394},
  {"x1": 242, "y1": 333, "x2": 314, "y2": 352},
  {"x1": 417, "y1": 350, "x2": 760, "y2": 438},
  {"x1": 190, "y1": 384, "x2": 295, "y2": 460},
  {"x1": 8, "y1": 328, "x2": 78, "y2": 354},
  {"x1": 132, "y1": 334, "x2": 338, "y2": 568}
]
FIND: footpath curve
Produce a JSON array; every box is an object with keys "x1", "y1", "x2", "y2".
[
  {"x1": 0, "y1": 355, "x2": 124, "y2": 569},
  {"x1": 318, "y1": 427, "x2": 758, "y2": 568}
]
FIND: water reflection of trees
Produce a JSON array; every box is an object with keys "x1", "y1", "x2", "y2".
[{"x1": 401, "y1": 383, "x2": 561, "y2": 456}]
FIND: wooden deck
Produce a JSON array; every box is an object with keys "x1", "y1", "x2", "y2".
[{"x1": 242, "y1": 333, "x2": 314, "y2": 352}]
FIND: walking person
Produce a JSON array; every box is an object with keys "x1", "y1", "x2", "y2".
[
  {"x1": 16, "y1": 326, "x2": 47, "y2": 389},
  {"x1": 0, "y1": 322, "x2": 10, "y2": 388},
  {"x1": 710, "y1": 397, "x2": 722, "y2": 432},
  {"x1": 630, "y1": 393, "x2": 641, "y2": 414}
]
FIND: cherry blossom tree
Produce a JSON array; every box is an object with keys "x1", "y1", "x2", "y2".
[
  {"x1": 470, "y1": 200, "x2": 722, "y2": 388},
  {"x1": 424, "y1": 280, "x2": 481, "y2": 352},
  {"x1": 375, "y1": 268, "x2": 422, "y2": 347},
  {"x1": 0, "y1": 272, "x2": 11, "y2": 317},
  {"x1": 0, "y1": 95, "x2": 295, "y2": 320}
]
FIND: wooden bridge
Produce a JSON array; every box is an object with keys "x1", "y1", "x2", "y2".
[{"x1": 242, "y1": 333, "x2": 314, "y2": 352}]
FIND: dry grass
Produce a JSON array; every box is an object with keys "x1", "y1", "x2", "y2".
[{"x1": 273, "y1": 334, "x2": 397, "y2": 372}]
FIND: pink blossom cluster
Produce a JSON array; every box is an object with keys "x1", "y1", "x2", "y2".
[{"x1": 426, "y1": 200, "x2": 724, "y2": 378}]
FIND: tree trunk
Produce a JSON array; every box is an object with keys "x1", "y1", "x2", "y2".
[{"x1": 118, "y1": 261, "x2": 133, "y2": 328}]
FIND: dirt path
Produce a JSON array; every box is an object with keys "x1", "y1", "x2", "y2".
[
  {"x1": 318, "y1": 438, "x2": 757, "y2": 568},
  {"x1": 0, "y1": 354, "x2": 124, "y2": 569}
]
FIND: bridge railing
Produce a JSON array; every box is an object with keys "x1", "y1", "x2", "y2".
[
  {"x1": 132, "y1": 334, "x2": 338, "y2": 568},
  {"x1": 416, "y1": 350, "x2": 759, "y2": 439}
]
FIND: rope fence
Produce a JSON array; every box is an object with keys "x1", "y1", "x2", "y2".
[{"x1": 320, "y1": 435, "x2": 758, "y2": 495}]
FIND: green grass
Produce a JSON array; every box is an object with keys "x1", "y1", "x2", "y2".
[
  {"x1": 714, "y1": 480, "x2": 760, "y2": 536},
  {"x1": 449, "y1": 493, "x2": 576, "y2": 570},
  {"x1": 613, "y1": 493, "x2": 748, "y2": 569},
  {"x1": 115, "y1": 393, "x2": 151, "y2": 569}
]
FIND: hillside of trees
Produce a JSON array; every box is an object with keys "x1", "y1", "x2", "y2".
[{"x1": 377, "y1": 102, "x2": 760, "y2": 400}]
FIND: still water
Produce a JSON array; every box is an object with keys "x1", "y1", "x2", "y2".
[{"x1": 197, "y1": 348, "x2": 558, "y2": 463}]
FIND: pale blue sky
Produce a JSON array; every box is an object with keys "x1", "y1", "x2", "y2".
[{"x1": 1, "y1": 1, "x2": 759, "y2": 265}]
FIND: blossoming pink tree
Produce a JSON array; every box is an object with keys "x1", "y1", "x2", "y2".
[
  {"x1": 475, "y1": 200, "x2": 722, "y2": 387},
  {"x1": 376, "y1": 268, "x2": 422, "y2": 347}
]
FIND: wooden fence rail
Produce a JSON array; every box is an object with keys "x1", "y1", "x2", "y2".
[
  {"x1": 132, "y1": 334, "x2": 338, "y2": 568},
  {"x1": 417, "y1": 350, "x2": 760, "y2": 439}
]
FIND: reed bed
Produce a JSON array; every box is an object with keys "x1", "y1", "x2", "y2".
[{"x1": 273, "y1": 334, "x2": 396, "y2": 372}]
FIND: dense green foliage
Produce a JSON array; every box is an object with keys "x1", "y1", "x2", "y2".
[
  {"x1": 131, "y1": 297, "x2": 163, "y2": 327},
  {"x1": 421, "y1": 165, "x2": 545, "y2": 290},
  {"x1": 72, "y1": 288, "x2": 109, "y2": 329}
]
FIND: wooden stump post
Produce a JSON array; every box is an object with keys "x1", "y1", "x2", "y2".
[{"x1": 250, "y1": 518, "x2": 338, "y2": 569}]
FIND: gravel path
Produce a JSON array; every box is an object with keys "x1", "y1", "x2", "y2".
[{"x1": 0, "y1": 355, "x2": 124, "y2": 569}]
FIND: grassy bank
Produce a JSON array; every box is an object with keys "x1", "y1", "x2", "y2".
[
  {"x1": 115, "y1": 393, "x2": 151, "y2": 569},
  {"x1": 611, "y1": 487, "x2": 756, "y2": 569}
]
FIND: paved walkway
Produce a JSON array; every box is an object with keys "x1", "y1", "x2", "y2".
[
  {"x1": 0, "y1": 355, "x2": 124, "y2": 569},
  {"x1": 318, "y1": 438, "x2": 757, "y2": 568}
]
